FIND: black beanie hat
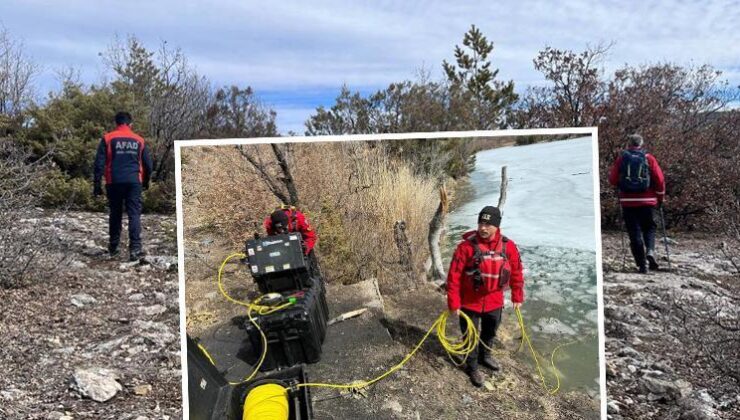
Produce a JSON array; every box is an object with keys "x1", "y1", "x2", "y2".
[
  {"x1": 478, "y1": 206, "x2": 501, "y2": 227},
  {"x1": 270, "y1": 209, "x2": 289, "y2": 230}
]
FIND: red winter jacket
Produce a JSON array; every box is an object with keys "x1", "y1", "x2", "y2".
[
  {"x1": 263, "y1": 208, "x2": 317, "y2": 254},
  {"x1": 447, "y1": 230, "x2": 524, "y2": 313},
  {"x1": 608, "y1": 146, "x2": 665, "y2": 208}
]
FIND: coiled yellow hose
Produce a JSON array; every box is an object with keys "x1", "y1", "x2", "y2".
[{"x1": 242, "y1": 383, "x2": 289, "y2": 420}]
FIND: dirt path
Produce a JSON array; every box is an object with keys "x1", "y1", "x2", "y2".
[
  {"x1": 602, "y1": 231, "x2": 740, "y2": 419},
  {"x1": 187, "y1": 235, "x2": 599, "y2": 419},
  {"x1": 0, "y1": 211, "x2": 181, "y2": 419}
]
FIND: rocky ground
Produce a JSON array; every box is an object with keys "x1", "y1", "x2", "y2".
[
  {"x1": 602, "y1": 231, "x2": 740, "y2": 419},
  {"x1": 0, "y1": 210, "x2": 182, "y2": 419},
  {"x1": 186, "y1": 232, "x2": 599, "y2": 419}
]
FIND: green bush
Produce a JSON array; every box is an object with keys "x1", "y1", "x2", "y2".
[
  {"x1": 39, "y1": 168, "x2": 105, "y2": 211},
  {"x1": 143, "y1": 179, "x2": 176, "y2": 214}
]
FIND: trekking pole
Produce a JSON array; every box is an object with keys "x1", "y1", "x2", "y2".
[{"x1": 659, "y1": 204, "x2": 671, "y2": 271}]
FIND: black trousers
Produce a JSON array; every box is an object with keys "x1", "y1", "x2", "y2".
[
  {"x1": 459, "y1": 307, "x2": 502, "y2": 369},
  {"x1": 622, "y1": 206, "x2": 657, "y2": 269},
  {"x1": 107, "y1": 183, "x2": 143, "y2": 252}
]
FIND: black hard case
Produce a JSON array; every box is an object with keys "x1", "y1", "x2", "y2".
[
  {"x1": 244, "y1": 280, "x2": 328, "y2": 371},
  {"x1": 186, "y1": 336, "x2": 231, "y2": 420},
  {"x1": 245, "y1": 233, "x2": 313, "y2": 293}
]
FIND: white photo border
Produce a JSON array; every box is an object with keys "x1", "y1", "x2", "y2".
[{"x1": 174, "y1": 127, "x2": 606, "y2": 419}]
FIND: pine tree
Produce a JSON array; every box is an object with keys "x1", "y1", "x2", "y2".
[{"x1": 443, "y1": 25, "x2": 517, "y2": 129}]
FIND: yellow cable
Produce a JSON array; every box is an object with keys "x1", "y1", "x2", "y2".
[
  {"x1": 214, "y1": 252, "x2": 294, "y2": 385},
  {"x1": 197, "y1": 342, "x2": 217, "y2": 366},
  {"x1": 514, "y1": 306, "x2": 583, "y2": 395},
  {"x1": 295, "y1": 310, "x2": 479, "y2": 391},
  {"x1": 213, "y1": 253, "x2": 572, "y2": 396},
  {"x1": 242, "y1": 383, "x2": 289, "y2": 420},
  {"x1": 217, "y1": 253, "x2": 250, "y2": 308}
]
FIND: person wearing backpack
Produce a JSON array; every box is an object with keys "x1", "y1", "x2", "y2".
[
  {"x1": 446, "y1": 206, "x2": 525, "y2": 387},
  {"x1": 608, "y1": 134, "x2": 666, "y2": 274}
]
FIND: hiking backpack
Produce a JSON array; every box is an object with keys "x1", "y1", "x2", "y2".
[{"x1": 618, "y1": 150, "x2": 651, "y2": 193}]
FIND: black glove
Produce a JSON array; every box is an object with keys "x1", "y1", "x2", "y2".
[
  {"x1": 143, "y1": 178, "x2": 150, "y2": 191},
  {"x1": 93, "y1": 181, "x2": 103, "y2": 197}
]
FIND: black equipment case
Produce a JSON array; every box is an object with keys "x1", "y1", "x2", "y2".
[
  {"x1": 243, "y1": 280, "x2": 328, "y2": 371},
  {"x1": 230, "y1": 365, "x2": 313, "y2": 420},
  {"x1": 245, "y1": 233, "x2": 313, "y2": 293},
  {"x1": 188, "y1": 335, "x2": 314, "y2": 420},
  {"x1": 186, "y1": 335, "x2": 231, "y2": 420}
]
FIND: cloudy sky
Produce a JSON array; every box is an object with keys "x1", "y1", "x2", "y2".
[{"x1": 1, "y1": 0, "x2": 738, "y2": 134}]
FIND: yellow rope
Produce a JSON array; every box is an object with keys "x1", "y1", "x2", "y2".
[
  {"x1": 211, "y1": 252, "x2": 572, "y2": 396},
  {"x1": 514, "y1": 306, "x2": 584, "y2": 395},
  {"x1": 214, "y1": 252, "x2": 292, "y2": 385},
  {"x1": 295, "y1": 310, "x2": 478, "y2": 391},
  {"x1": 242, "y1": 383, "x2": 289, "y2": 420}
]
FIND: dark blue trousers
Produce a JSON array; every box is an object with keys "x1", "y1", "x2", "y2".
[
  {"x1": 106, "y1": 183, "x2": 143, "y2": 252},
  {"x1": 622, "y1": 206, "x2": 656, "y2": 269}
]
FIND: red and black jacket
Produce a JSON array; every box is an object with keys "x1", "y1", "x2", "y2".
[
  {"x1": 93, "y1": 124, "x2": 153, "y2": 185},
  {"x1": 263, "y1": 207, "x2": 317, "y2": 255},
  {"x1": 447, "y1": 230, "x2": 524, "y2": 313}
]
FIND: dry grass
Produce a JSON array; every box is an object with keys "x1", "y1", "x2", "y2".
[{"x1": 180, "y1": 139, "x2": 440, "y2": 290}]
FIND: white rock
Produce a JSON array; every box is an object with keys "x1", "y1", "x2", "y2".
[
  {"x1": 71, "y1": 367, "x2": 122, "y2": 402},
  {"x1": 381, "y1": 400, "x2": 403, "y2": 414},
  {"x1": 133, "y1": 320, "x2": 176, "y2": 347},
  {"x1": 139, "y1": 304, "x2": 167, "y2": 317},
  {"x1": 128, "y1": 293, "x2": 145, "y2": 301},
  {"x1": 70, "y1": 293, "x2": 97, "y2": 307}
]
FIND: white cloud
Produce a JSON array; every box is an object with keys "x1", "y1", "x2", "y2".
[{"x1": 1, "y1": 0, "x2": 738, "y2": 130}]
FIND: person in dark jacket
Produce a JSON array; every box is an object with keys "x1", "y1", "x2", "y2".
[
  {"x1": 447, "y1": 206, "x2": 524, "y2": 387},
  {"x1": 608, "y1": 134, "x2": 666, "y2": 273},
  {"x1": 93, "y1": 112, "x2": 153, "y2": 261}
]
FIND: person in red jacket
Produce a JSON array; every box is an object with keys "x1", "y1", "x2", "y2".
[
  {"x1": 447, "y1": 206, "x2": 524, "y2": 387},
  {"x1": 608, "y1": 134, "x2": 665, "y2": 273},
  {"x1": 264, "y1": 206, "x2": 320, "y2": 277}
]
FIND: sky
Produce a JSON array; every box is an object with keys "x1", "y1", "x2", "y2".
[{"x1": 1, "y1": 0, "x2": 738, "y2": 134}]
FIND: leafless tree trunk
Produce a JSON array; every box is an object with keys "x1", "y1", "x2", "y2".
[
  {"x1": 149, "y1": 45, "x2": 210, "y2": 182},
  {"x1": 428, "y1": 184, "x2": 449, "y2": 282},
  {"x1": 497, "y1": 166, "x2": 508, "y2": 211},
  {"x1": 237, "y1": 143, "x2": 300, "y2": 206}
]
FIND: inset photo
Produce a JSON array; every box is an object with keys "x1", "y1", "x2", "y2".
[{"x1": 176, "y1": 128, "x2": 604, "y2": 419}]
